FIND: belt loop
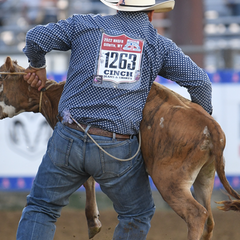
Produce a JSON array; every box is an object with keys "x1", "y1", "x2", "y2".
[
  {"x1": 113, "y1": 132, "x2": 116, "y2": 141},
  {"x1": 84, "y1": 124, "x2": 91, "y2": 134},
  {"x1": 57, "y1": 113, "x2": 61, "y2": 122},
  {"x1": 83, "y1": 124, "x2": 91, "y2": 142}
]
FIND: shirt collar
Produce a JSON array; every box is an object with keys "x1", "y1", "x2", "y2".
[{"x1": 116, "y1": 11, "x2": 149, "y2": 22}]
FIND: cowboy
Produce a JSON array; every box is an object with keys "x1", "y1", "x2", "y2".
[{"x1": 17, "y1": 1, "x2": 212, "y2": 239}]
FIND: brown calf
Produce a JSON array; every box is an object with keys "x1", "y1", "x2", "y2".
[
  {"x1": 140, "y1": 83, "x2": 240, "y2": 239},
  {"x1": 1, "y1": 56, "x2": 240, "y2": 240}
]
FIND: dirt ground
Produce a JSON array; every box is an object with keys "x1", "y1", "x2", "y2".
[{"x1": 0, "y1": 208, "x2": 240, "y2": 240}]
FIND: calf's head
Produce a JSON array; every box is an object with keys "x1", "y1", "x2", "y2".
[{"x1": 0, "y1": 56, "x2": 39, "y2": 119}]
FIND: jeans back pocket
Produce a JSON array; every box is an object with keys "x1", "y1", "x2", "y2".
[
  {"x1": 48, "y1": 129, "x2": 73, "y2": 167},
  {"x1": 99, "y1": 140, "x2": 133, "y2": 179}
]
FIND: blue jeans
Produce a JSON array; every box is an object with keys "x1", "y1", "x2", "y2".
[{"x1": 16, "y1": 122, "x2": 155, "y2": 240}]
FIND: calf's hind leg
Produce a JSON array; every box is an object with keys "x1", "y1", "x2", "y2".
[
  {"x1": 151, "y1": 167, "x2": 208, "y2": 240},
  {"x1": 193, "y1": 161, "x2": 216, "y2": 240}
]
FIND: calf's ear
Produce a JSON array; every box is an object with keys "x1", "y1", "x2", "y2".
[{"x1": 5, "y1": 56, "x2": 15, "y2": 72}]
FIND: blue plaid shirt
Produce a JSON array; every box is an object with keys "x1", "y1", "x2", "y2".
[{"x1": 23, "y1": 11, "x2": 212, "y2": 135}]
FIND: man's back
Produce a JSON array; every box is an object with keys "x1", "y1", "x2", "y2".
[{"x1": 57, "y1": 12, "x2": 160, "y2": 134}]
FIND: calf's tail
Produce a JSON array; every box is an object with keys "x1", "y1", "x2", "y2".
[
  {"x1": 215, "y1": 154, "x2": 240, "y2": 211},
  {"x1": 208, "y1": 121, "x2": 240, "y2": 211}
]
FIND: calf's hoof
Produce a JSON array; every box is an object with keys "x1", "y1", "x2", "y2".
[{"x1": 88, "y1": 219, "x2": 102, "y2": 239}]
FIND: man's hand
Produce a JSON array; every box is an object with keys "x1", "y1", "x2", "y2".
[{"x1": 24, "y1": 67, "x2": 47, "y2": 91}]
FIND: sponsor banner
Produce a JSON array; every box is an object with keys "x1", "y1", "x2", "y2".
[
  {"x1": 0, "y1": 113, "x2": 52, "y2": 178},
  {"x1": 0, "y1": 176, "x2": 240, "y2": 191}
]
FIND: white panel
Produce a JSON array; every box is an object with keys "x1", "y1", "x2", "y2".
[{"x1": 0, "y1": 112, "x2": 52, "y2": 177}]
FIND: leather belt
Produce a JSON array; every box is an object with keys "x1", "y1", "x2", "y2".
[{"x1": 64, "y1": 122, "x2": 131, "y2": 140}]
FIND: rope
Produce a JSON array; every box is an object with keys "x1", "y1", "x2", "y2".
[
  {"x1": 39, "y1": 82, "x2": 55, "y2": 113},
  {"x1": 39, "y1": 91, "x2": 43, "y2": 113},
  {"x1": 0, "y1": 72, "x2": 27, "y2": 75},
  {"x1": 70, "y1": 116, "x2": 141, "y2": 162}
]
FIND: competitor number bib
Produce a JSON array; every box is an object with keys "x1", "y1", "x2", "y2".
[{"x1": 94, "y1": 33, "x2": 144, "y2": 89}]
